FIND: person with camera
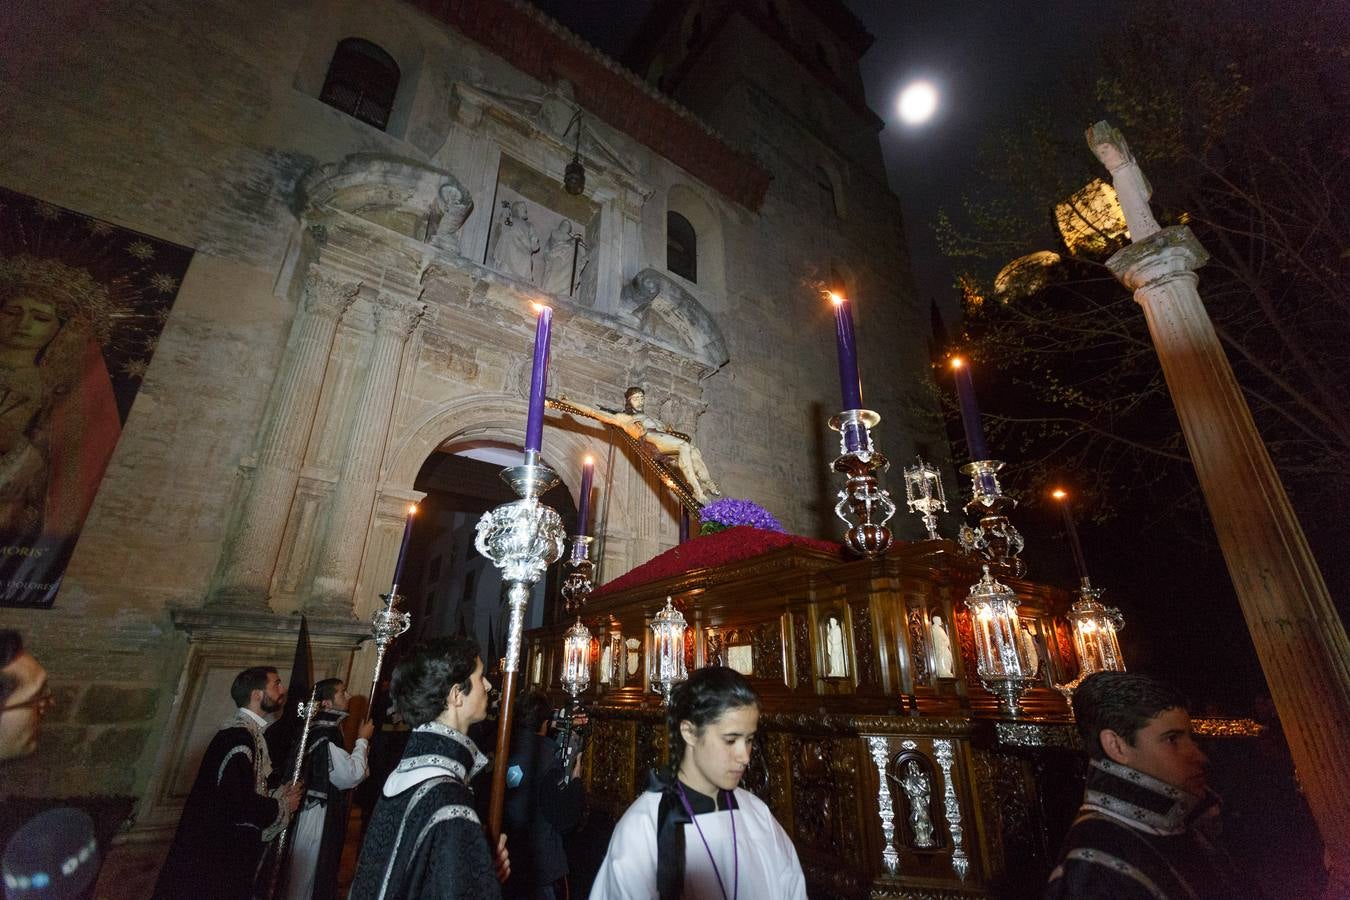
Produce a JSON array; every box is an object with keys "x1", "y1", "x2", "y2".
[{"x1": 501, "y1": 691, "x2": 586, "y2": 899}]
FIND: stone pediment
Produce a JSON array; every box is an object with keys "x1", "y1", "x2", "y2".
[
  {"x1": 620, "y1": 268, "x2": 729, "y2": 369},
  {"x1": 453, "y1": 81, "x2": 641, "y2": 184},
  {"x1": 296, "y1": 153, "x2": 472, "y2": 252}
]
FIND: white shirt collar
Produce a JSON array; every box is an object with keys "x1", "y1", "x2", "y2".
[{"x1": 238, "y1": 707, "x2": 268, "y2": 729}]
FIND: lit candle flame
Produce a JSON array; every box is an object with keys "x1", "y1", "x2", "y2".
[
  {"x1": 1051, "y1": 489, "x2": 1068, "y2": 501},
  {"x1": 950, "y1": 356, "x2": 965, "y2": 370},
  {"x1": 584, "y1": 454, "x2": 594, "y2": 465},
  {"x1": 828, "y1": 291, "x2": 846, "y2": 306},
  {"x1": 530, "y1": 301, "x2": 550, "y2": 314},
  {"x1": 407, "y1": 504, "x2": 418, "y2": 516}
]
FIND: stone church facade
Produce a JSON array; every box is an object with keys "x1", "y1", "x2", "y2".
[{"x1": 0, "y1": 0, "x2": 940, "y2": 862}]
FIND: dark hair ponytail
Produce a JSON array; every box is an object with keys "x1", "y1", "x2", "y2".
[{"x1": 666, "y1": 666, "x2": 759, "y2": 772}]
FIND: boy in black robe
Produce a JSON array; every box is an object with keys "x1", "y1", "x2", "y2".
[
  {"x1": 350, "y1": 637, "x2": 509, "y2": 899},
  {"x1": 153, "y1": 667, "x2": 302, "y2": 900}
]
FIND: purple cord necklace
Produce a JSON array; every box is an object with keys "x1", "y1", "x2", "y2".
[{"x1": 675, "y1": 779, "x2": 738, "y2": 900}]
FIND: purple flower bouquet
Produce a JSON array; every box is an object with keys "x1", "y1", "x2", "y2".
[{"x1": 698, "y1": 498, "x2": 785, "y2": 535}]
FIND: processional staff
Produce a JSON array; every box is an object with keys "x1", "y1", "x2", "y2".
[{"x1": 266, "y1": 686, "x2": 319, "y2": 899}]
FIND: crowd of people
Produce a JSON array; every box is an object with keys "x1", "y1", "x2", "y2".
[{"x1": 0, "y1": 626, "x2": 1265, "y2": 899}]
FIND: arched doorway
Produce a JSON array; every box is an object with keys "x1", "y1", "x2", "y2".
[{"x1": 392, "y1": 440, "x2": 578, "y2": 680}]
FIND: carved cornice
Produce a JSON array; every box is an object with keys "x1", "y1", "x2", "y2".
[{"x1": 371, "y1": 294, "x2": 428, "y2": 338}]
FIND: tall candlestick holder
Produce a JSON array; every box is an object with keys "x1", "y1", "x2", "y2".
[
  {"x1": 365, "y1": 590, "x2": 412, "y2": 721},
  {"x1": 561, "y1": 534, "x2": 595, "y2": 612},
  {"x1": 266, "y1": 687, "x2": 320, "y2": 898},
  {"x1": 903, "y1": 457, "x2": 947, "y2": 540},
  {"x1": 476, "y1": 451, "x2": 566, "y2": 838},
  {"x1": 829, "y1": 409, "x2": 896, "y2": 558},
  {"x1": 958, "y1": 460, "x2": 1025, "y2": 577}
]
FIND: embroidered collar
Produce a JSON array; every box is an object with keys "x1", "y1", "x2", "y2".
[
  {"x1": 236, "y1": 707, "x2": 269, "y2": 731},
  {"x1": 381, "y1": 722, "x2": 488, "y2": 797},
  {"x1": 1082, "y1": 758, "x2": 1215, "y2": 836}
]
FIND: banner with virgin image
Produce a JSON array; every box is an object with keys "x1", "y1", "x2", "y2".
[{"x1": 0, "y1": 186, "x2": 193, "y2": 608}]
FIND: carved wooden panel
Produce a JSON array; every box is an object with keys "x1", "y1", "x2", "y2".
[
  {"x1": 791, "y1": 611, "x2": 812, "y2": 689},
  {"x1": 908, "y1": 607, "x2": 930, "y2": 687},
  {"x1": 590, "y1": 717, "x2": 636, "y2": 816},
  {"x1": 851, "y1": 601, "x2": 878, "y2": 689},
  {"x1": 635, "y1": 718, "x2": 666, "y2": 785}
]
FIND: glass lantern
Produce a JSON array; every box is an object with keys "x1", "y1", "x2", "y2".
[
  {"x1": 902, "y1": 456, "x2": 947, "y2": 540},
  {"x1": 964, "y1": 565, "x2": 1038, "y2": 715},
  {"x1": 1068, "y1": 579, "x2": 1126, "y2": 677},
  {"x1": 649, "y1": 596, "x2": 689, "y2": 705},
  {"x1": 560, "y1": 618, "x2": 593, "y2": 700}
]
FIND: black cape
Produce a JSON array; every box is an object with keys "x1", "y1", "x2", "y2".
[
  {"x1": 153, "y1": 711, "x2": 285, "y2": 900},
  {"x1": 1046, "y1": 758, "x2": 1250, "y2": 900},
  {"x1": 349, "y1": 722, "x2": 499, "y2": 900}
]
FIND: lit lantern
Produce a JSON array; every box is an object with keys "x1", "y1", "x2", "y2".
[
  {"x1": 1068, "y1": 584, "x2": 1126, "y2": 678},
  {"x1": 964, "y1": 565, "x2": 1038, "y2": 715},
  {"x1": 902, "y1": 456, "x2": 947, "y2": 540},
  {"x1": 560, "y1": 618, "x2": 592, "y2": 700},
  {"x1": 649, "y1": 596, "x2": 689, "y2": 704}
]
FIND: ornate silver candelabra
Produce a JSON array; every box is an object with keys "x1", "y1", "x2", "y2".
[
  {"x1": 365, "y1": 590, "x2": 412, "y2": 716},
  {"x1": 561, "y1": 534, "x2": 595, "y2": 612},
  {"x1": 267, "y1": 687, "x2": 320, "y2": 898},
  {"x1": 903, "y1": 457, "x2": 947, "y2": 540},
  {"x1": 829, "y1": 409, "x2": 896, "y2": 558},
  {"x1": 958, "y1": 460, "x2": 1025, "y2": 576}
]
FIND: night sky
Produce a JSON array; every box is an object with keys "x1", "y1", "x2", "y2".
[{"x1": 527, "y1": 0, "x2": 1287, "y2": 714}]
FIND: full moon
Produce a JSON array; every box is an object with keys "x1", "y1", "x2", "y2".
[{"x1": 898, "y1": 81, "x2": 938, "y2": 125}]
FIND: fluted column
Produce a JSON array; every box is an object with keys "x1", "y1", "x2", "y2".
[
  {"x1": 209, "y1": 270, "x2": 358, "y2": 609},
  {"x1": 307, "y1": 294, "x2": 425, "y2": 616},
  {"x1": 1108, "y1": 226, "x2": 1350, "y2": 889}
]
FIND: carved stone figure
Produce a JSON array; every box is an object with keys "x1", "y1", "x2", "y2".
[
  {"x1": 428, "y1": 179, "x2": 474, "y2": 254},
  {"x1": 930, "y1": 614, "x2": 955, "y2": 678},
  {"x1": 901, "y1": 760, "x2": 936, "y2": 848},
  {"x1": 560, "y1": 387, "x2": 721, "y2": 505},
  {"x1": 619, "y1": 268, "x2": 729, "y2": 369},
  {"x1": 825, "y1": 616, "x2": 847, "y2": 677},
  {"x1": 1086, "y1": 121, "x2": 1161, "y2": 242},
  {"x1": 490, "y1": 200, "x2": 540, "y2": 283},
  {"x1": 540, "y1": 219, "x2": 584, "y2": 296}
]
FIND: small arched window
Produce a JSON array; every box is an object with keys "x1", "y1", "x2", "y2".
[
  {"x1": 320, "y1": 38, "x2": 400, "y2": 131},
  {"x1": 667, "y1": 211, "x2": 698, "y2": 283}
]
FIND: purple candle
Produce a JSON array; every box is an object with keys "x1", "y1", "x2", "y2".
[
  {"x1": 391, "y1": 504, "x2": 417, "y2": 591},
  {"x1": 831, "y1": 293, "x2": 863, "y2": 411},
  {"x1": 679, "y1": 507, "x2": 690, "y2": 544},
  {"x1": 951, "y1": 357, "x2": 990, "y2": 461},
  {"x1": 524, "y1": 304, "x2": 553, "y2": 455},
  {"x1": 577, "y1": 456, "x2": 594, "y2": 535},
  {"x1": 1053, "y1": 489, "x2": 1090, "y2": 581}
]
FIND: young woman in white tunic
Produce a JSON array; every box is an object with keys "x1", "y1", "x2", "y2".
[{"x1": 590, "y1": 667, "x2": 807, "y2": 900}]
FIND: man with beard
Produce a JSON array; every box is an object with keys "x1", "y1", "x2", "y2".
[
  {"x1": 284, "y1": 678, "x2": 373, "y2": 899},
  {"x1": 153, "y1": 667, "x2": 302, "y2": 899}
]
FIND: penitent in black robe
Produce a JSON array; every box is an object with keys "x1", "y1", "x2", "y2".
[
  {"x1": 349, "y1": 722, "x2": 499, "y2": 900},
  {"x1": 153, "y1": 710, "x2": 286, "y2": 900}
]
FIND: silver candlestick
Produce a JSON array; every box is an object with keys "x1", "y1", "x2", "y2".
[
  {"x1": 477, "y1": 452, "x2": 566, "y2": 839},
  {"x1": 365, "y1": 590, "x2": 412, "y2": 720},
  {"x1": 958, "y1": 460, "x2": 1025, "y2": 576},
  {"x1": 903, "y1": 457, "x2": 947, "y2": 540},
  {"x1": 561, "y1": 534, "x2": 595, "y2": 612},
  {"x1": 267, "y1": 687, "x2": 320, "y2": 899},
  {"x1": 829, "y1": 409, "x2": 896, "y2": 558}
]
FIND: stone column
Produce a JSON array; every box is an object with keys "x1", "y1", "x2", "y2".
[
  {"x1": 209, "y1": 269, "x2": 358, "y2": 608},
  {"x1": 307, "y1": 294, "x2": 425, "y2": 615},
  {"x1": 1107, "y1": 225, "x2": 1350, "y2": 889}
]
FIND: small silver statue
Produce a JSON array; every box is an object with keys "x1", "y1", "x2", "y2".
[{"x1": 901, "y1": 760, "x2": 936, "y2": 849}]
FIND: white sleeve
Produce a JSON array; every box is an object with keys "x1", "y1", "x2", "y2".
[
  {"x1": 589, "y1": 799, "x2": 659, "y2": 900},
  {"x1": 772, "y1": 815, "x2": 808, "y2": 900},
  {"x1": 326, "y1": 738, "x2": 369, "y2": 790}
]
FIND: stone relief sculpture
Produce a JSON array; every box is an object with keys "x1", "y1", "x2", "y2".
[
  {"x1": 428, "y1": 179, "x2": 474, "y2": 254},
  {"x1": 619, "y1": 269, "x2": 729, "y2": 369},
  {"x1": 490, "y1": 200, "x2": 540, "y2": 283},
  {"x1": 825, "y1": 616, "x2": 847, "y2": 677},
  {"x1": 901, "y1": 760, "x2": 937, "y2": 848},
  {"x1": 930, "y1": 614, "x2": 956, "y2": 678},
  {"x1": 558, "y1": 386, "x2": 721, "y2": 505},
  {"x1": 540, "y1": 218, "x2": 585, "y2": 296}
]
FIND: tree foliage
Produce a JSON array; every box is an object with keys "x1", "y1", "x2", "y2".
[{"x1": 936, "y1": 0, "x2": 1350, "y2": 531}]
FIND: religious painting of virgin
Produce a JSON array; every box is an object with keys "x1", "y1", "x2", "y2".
[{"x1": 0, "y1": 186, "x2": 192, "y2": 608}]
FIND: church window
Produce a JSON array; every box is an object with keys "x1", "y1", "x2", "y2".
[
  {"x1": 319, "y1": 38, "x2": 400, "y2": 131},
  {"x1": 667, "y1": 211, "x2": 698, "y2": 283}
]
